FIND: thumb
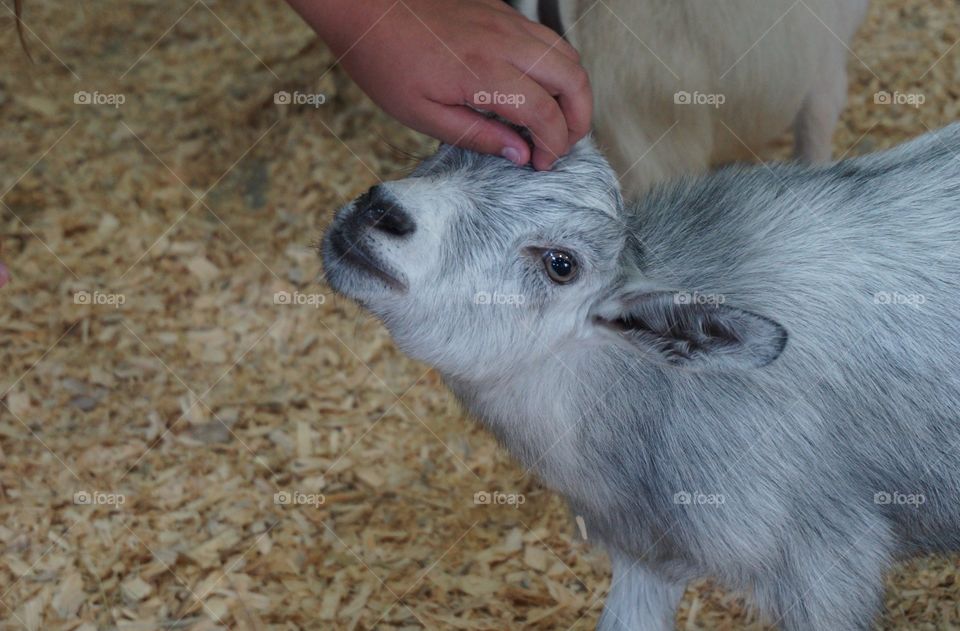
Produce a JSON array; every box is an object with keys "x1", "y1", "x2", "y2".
[{"x1": 422, "y1": 103, "x2": 530, "y2": 165}]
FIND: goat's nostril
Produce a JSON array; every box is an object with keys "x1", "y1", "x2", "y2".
[
  {"x1": 352, "y1": 185, "x2": 416, "y2": 237},
  {"x1": 371, "y1": 208, "x2": 415, "y2": 237},
  {"x1": 362, "y1": 201, "x2": 415, "y2": 238}
]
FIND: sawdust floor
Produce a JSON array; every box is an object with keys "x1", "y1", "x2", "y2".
[{"x1": 1, "y1": 0, "x2": 959, "y2": 629}]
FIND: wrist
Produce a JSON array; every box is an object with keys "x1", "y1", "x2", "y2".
[{"x1": 285, "y1": 0, "x2": 403, "y2": 55}]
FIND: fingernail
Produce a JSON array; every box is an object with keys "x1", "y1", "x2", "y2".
[{"x1": 501, "y1": 147, "x2": 522, "y2": 165}]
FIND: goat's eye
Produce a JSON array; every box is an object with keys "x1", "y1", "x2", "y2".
[{"x1": 542, "y1": 250, "x2": 579, "y2": 284}]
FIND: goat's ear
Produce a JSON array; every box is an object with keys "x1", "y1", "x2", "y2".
[{"x1": 592, "y1": 291, "x2": 788, "y2": 370}]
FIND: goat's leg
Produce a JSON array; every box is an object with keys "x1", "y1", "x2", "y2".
[
  {"x1": 757, "y1": 529, "x2": 891, "y2": 631},
  {"x1": 793, "y1": 53, "x2": 850, "y2": 162},
  {"x1": 597, "y1": 554, "x2": 685, "y2": 631}
]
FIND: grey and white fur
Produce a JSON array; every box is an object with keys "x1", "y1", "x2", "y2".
[{"x1": 322, "y1": 125, "x2": 960, "y2": 630}]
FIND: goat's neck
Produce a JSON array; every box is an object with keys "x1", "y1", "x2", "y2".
[
  {"x1": 445, "y1": 354, "x2": 585, "y2": 484},
  {"x1": 452, "y1": 360, "x2": 676, "y2": 558},
  {"x1": 445, "y1": 346, "x2": 667, "y2": 504}
]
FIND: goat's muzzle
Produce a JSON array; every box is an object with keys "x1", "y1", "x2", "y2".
[{"x1": 323, "y1": 185, "x2": 412, "y2": 292}]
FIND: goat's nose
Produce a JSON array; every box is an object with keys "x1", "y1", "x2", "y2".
[{"x1": 357, "y1": 185, "x2": 416, "y2": 237}]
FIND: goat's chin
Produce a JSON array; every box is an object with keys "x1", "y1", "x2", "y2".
[
  {"x1": 322, "y1": 260, "x2": 401, "y2": 310},
  {"x1": 321, "y1": 231, "x2": 408, "y2": 300},
  {"x1": 325, "y1": 266, "x2": 378, "y2": 302}
]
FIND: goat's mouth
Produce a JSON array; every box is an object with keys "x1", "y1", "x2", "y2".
[{"x1": 324, "y1": 228, "x2": 406, "y2": 292}]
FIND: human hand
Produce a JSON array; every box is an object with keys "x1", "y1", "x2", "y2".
[{"x1": 289, "y1": 0, "x2": 593, "y2": 170}]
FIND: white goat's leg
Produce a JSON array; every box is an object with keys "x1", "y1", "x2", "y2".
[
  {"x1": 597, "y1": 555, "x2": 685, "y2": 631},
  {"x1": 793, "y1": 55, "x2": 849, "y2": 162}
]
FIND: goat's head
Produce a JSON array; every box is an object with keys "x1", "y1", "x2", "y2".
[{"x1": 323, "y1": 138, "x2": 787, "y2": 382}]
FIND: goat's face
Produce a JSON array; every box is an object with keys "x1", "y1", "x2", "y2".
[
  {"x1": 324, "y1": 138, "x2": 788, "y2": 379},
  {"x1": 323, "y1": 138, "x2": 629, "y2": 379}
]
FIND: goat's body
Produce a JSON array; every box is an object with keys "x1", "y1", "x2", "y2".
[
  {"x1": 449, "y1": 126, "x2": 960, "y2": 629},
  {"x1": 519, "y1": 0, "x2": 868, "y2": 196}
]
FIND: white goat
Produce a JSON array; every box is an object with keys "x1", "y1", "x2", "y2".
[{"x1": 511, "y1": 0, "x2": 869, "y2": 196}]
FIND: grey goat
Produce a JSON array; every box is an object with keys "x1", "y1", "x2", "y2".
[{"x1": 322, "y1": 124, "x2": 960, "y2": 630}]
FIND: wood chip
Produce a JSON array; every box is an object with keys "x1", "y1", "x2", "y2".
[{"x1": 121, "y1": 576, "x2": 154, "y2": 603}]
